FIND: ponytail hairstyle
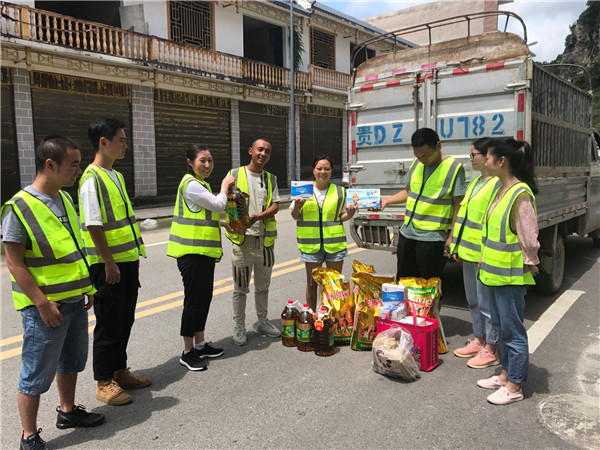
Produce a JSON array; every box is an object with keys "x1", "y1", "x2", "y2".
[
  {"x1": 186, "y1": 143, "x2": 210, "y2": 175},
  {"x1": 472, "y1": 137, "x2": 493, "y2": 156},
  {"x1": 489, "y1": 137, "x2": 538, "y2": 194}
]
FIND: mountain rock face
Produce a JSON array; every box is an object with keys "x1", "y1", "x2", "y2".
[{"x1": 549, "y1": 1, "x2": 599, "y2": 128}]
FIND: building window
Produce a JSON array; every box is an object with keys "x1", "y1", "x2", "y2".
[
  {"x1": 169, "y1": 1, "x2": 213, "y2": 49},
  {"x1": 310, "y1": 28, "x2": 335, "y2": 70},
  {"x1": 350, "y1": 43, "x2": 375, "y2": 71},
  {"x1": 243, "y1": 16, "x2": 283, "y2": 67}
]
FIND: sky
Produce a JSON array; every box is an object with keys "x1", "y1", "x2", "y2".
[{"x1": 318, "y1": 0, "x2": 588, "y2": 62}]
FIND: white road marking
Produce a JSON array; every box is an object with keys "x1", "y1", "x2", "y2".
[{"x1": 528, "y1": 290, "x2": 584, "y2": 354}]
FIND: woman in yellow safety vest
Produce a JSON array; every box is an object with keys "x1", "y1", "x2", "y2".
[
  {"x1": 450, "y1": 138, "x2": 502, "y2": 369},
  {"x1": 291, "y1": 155, "x2": 357, "y2": 311},
  {"x1": 476, "y1": 137, "x2": 540, "y2": 405},
  {"x1": 167, "y1": 144, "x2": 235, "y2": 371}
]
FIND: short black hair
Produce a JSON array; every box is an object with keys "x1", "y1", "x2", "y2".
[
  {"x1": 35, "y1": 136, "x2": 81, "y2": 173},
  {"x1": 88, "y1": 117, "x2": 125, "y2": 151},
  {"x1": 411, "y1": 128, "x2": 440, "y2": 148}
]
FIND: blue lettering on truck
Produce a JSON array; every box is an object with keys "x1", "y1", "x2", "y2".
[{"x1": 356, "y1": 113, "x2": 509, "y2": 148}]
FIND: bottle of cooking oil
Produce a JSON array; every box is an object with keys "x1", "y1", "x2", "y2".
[
  {"x1": 297, "y1": 303, "x2": 314, "y2": 352},
  {"x1": 314, "y1": 306, "x2": 334, "y2": 356},
  {"x1": 281, "y1": 300, "x2": 299, "y2": 347}
]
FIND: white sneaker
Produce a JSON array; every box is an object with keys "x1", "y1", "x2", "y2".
[
  {"x1": 487, "y1": 386, "x2": 524, "y2": 405},
  {"x1": 233, "y1": 326, "x2": 247, "y2": 346},
  {"x1": 253, "y1": 321, "x2": 281, "y2": 338}
]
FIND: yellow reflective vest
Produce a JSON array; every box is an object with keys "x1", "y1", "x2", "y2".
[
  {"x1": 79, "y1": 165, "x2": 146, "y2": 264},
  {"x1": 404, "y1": 156, "x2": 462, "y2": 232},
  {"x1": 450, "y1": 176, "x2": 501, "y2": 262},
  {"x1": 167, "y1": 174, "x2": 222, "y2": 260},
  {"x1": 479, "y1": 182, "x2": 536, "y2": 286},
  {"x1": 296, "y1": 183, "x2": 347, "y2": 254},
  {"x1": 225, "y1": 166, "x2": 277, "y2": 247},
  {"x1": 1, "y1": 190, "x2": 95, "y2": 311}
]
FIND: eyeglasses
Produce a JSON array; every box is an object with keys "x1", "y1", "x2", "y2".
[{"x1": 470, "y1": 152, "x2": 482, "y2": 159}]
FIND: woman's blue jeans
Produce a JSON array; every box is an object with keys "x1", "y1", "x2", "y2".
[{"x1": 486, "y1": 283, "x2": 529, "y2": 384}]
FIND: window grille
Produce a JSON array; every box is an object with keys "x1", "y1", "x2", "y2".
[
  {"x1": 169, "y1": 1, "x2": 213, "y2": 49},
  {"x1": 311, "y1": 28, "x2": 335, "y2": 69}
]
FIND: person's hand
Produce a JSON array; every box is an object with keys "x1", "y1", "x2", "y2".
[
  {"x1": 444, "y1": 236, "x2": 452, "y2": 256},
  {"x1": 84, "y1": 294, "x2": 94, "y2": 311},
  {"x1": 293, "y1": 199, "x2": 306, "y2": 210},
  {"x1": 346, "y1": 202, "x2": 358, "y2": 217},
  {"x1": 369, "y1": 198, "x2": 388, "y2": 212},
  {"x1": 249, "y1": 215, "x2": 259, "y2": 226},
  {"x1": 37, "y1": 300, "x2": 63, "y2": 328},
  {"x1": 451, "y1": 253, "x2": 461, "y2": 262},
  {"x1": 221, "y1": 174, "x2": 236, "y2": 192},
  {"x1": 529, "y1": 264, "x2": 539, "y2": 276},
  {"x1": 105, "y1": 260, "x2": 120, "y2": 285}
]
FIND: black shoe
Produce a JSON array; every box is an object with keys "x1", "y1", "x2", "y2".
[
  {"x1": 20, "y1": 429, "x2": 47, "y2": 450},
  {"x1": 196, "y1": 342, "x2": 224, "y2": 359},
  {"x1": 56, "y1": 405, "x2": 105, "y2": 429},
  {"x1": 179, "y1": 349, "x2": 207, "y2": 371}
]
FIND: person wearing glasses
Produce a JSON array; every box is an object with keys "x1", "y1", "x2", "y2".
[
  {"x1": 374, "y1": 128, "x2": 465, "y2": 280},
  {"x1": 450, "y1": 138, "x2": 501, "y2": 369}
]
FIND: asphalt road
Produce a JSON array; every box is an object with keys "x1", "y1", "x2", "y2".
[{"x1": 1, "y1": 211, "x2": 599, "y2": 449}]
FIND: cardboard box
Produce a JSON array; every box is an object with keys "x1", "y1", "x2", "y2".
[
  {"x1": 291, "y1": 181, "x2": 314, "y2": 200},
  {"x1": 346, "y1": 188, "x2": 381, "y2": 209}
]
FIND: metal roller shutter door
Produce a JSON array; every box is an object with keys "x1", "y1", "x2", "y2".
[
  {"x1": 299, "y1": 105, "x2": 343, "y2": 180},
  {"x1": 1, "y1": 68, "x2": 20, "y2": 204},
  {"x1": 239, "y1": 102, "x2": 288, "y2": 188},
  {"x1": 154, "y1": 90, "x2": 230, "y2": 198},
  {"x1": 30, "y1": 72, "x2": 133, "y2": 201}
]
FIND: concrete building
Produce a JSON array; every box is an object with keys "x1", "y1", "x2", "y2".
[
  {"x1": 363, "y1": 0, "x2": 512, "y2": 46},
  {"x1": 0, "y1": 1, "x2": 413, "y2": 204}
]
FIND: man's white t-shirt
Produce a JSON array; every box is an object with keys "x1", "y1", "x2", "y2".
[
  {"x1": 79, "y1": 166, "x2": 124, "y2": 227},
  {"x1": 244, "y1": 167, "x2": 280, "y2": 237}
]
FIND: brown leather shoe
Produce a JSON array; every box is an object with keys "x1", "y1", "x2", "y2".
[
  {"x1": 114, "y1": 368, "x2": 151, "y2": 389},
  {"x1": 96, "y1": 380, "x2": 132, "y2": 406}
]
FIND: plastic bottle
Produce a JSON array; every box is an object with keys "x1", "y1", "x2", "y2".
[
  {"x1": 226, "y1": 187, "x2": 250, "y2": 231},
  {"x1": 281, "y1": 300, "x2": 300, "y2": 347},
  {"x1": 314, "y1": 306, "x2": 334, "y2": 356},
  {"x1": 297, "y1": 303, "x2": 314, "y2": 352}
]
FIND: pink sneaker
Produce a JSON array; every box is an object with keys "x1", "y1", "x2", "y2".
[
  {"x1": 487, "y1": 386, "x2": 523, "y2": 405},
  {"x1": 477, "y1": 375, "x2": 507, "y2": 390},
  {"x1": 467, "y1": 348, "x2": 500, "y2": 368},
  {"x1": 454, "y1": 339, "x2": 483, "y2": 358}
]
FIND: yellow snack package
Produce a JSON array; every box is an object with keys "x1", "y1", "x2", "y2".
[
  {"x1": 399, "y1": 277, "x2": 448, "y2": 354},
  {"x1": 312, "y1": 267, "x2": 354, "y2": 345},
  {"x1": 351, "y1": 267, "x2": 395, "y2": 351}
]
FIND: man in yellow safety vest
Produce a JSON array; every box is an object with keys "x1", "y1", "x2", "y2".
[
  {"x1": 377, "y1": 128, "x2": 465, "y2": 280},
  {"x1": 2, "y1": 136, "x2": 104, "y2": 450},
  {"x1": 225, "y1": 138, "x2": 281, "y2": 346},
  {"x1": 78, "y1": 118, "x2": 149, "y2": 407}
]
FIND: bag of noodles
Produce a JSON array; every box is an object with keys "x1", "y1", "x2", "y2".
[{"x1": 312, "y1": 267, "x2": 354, "y2": 345}]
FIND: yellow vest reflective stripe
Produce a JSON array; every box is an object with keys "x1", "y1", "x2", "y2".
[
  {"x1": 225, "y1": 167, "x2": 278, "y2": 247},
  {"x1": 1, "y1": 190, "x2": 95, "y2": 310},
  {"x1": 450, "y1": 176, "x2": 501, "y2": 262},
  {"x1": 479, "y1": 183, "x2": 536, "y2": 286},
  {"x1": 79, "y1": 165, "x2": 146, "y2": 264},
  {"x1": 404, "y1": 156, "x2": 462, "y2": 231},
  {"x1": 167, "y1": 175, "x2": 222, "y2": 259},
  {"x1": 296, "y1": 184, "x2": 347, "y2": 254}
]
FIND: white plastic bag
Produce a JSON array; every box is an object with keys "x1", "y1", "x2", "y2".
[{"x1": 372, "y1": 326, "x2": 420, "y2": 381}]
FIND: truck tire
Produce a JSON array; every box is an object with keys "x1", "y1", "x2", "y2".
[
  {"x1": 593, "y1": 237, "x2": 600, "y2": 248},
  {"x1": 536, "y1": 232, "x2": 565, "y2": 295}
]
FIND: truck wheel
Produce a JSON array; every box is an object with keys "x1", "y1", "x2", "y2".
[
  {"x1": 593, "y1": 237, "x2": 600, "y2": 248},
  {"x1": 536, "y1": 233, "x2": 565, "y2": 295}
]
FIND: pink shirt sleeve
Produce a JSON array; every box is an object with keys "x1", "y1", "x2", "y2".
[{"x1": 510, "y1": 193, "x2": 540, "y2": 265}]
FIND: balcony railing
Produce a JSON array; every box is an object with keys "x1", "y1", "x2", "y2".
[{"x1": 0, "y1": 2, "x2": 349, "y2": 94}]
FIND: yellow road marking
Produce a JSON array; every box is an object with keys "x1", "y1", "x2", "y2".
[{"x1": 1, "y1": 246, "x2": 363, "y2": 360}]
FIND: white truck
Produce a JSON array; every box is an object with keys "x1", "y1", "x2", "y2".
[{"x1": 347, "y1": 13, "x2": 600, "y2": 295}]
